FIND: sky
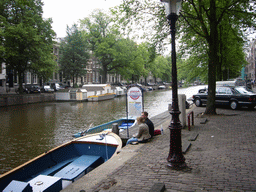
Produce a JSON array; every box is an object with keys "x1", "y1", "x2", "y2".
[{"x1": 42, "y1": 0, "x2": 123, "y2": 38}]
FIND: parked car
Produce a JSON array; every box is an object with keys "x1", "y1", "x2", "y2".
[
  {"x1": 24, "y1": 85, "x2": 41, "y2": 94},
  {"x1": 15, "y1": 87, "x2": 29, "y2": 94},
  {"x1": 192, "y1": 86, "x2": 256, "y2": 110},
  {"x1": 146, "y1": 82, "x2": 155, "y2": 86},
  {"x1": 41, "y1": 85, "x2": 54, "y2": 93},
  {"x1": 50, "y1": 83, "x2": 64, "y2": 91},
  {"x1": 158, "y1": 85, "x2": 166, "y2": 89},
  {"x1": 111, "y1": 82, "x2": 123, "y2": 87}
]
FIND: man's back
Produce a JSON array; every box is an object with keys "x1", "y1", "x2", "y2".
[{"x1": 145, "y1": 118, "x2": 154, "y2": 137}]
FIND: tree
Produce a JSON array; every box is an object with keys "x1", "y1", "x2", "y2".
[
  {"x1": 153, "y1": 55, "x2": 172, "y2": 82},
  {"x1": 80, "y1": 10, "x2": 143, "y2": 84},
  {"x1": 0, "y1": 0, "x2": 57, "y2": 93},
  {"x1": 115, "y1": 0, "x2": 256, "y2": 115},
  {"x1": 178, "y1": 18, "x2": 246, "y2": 84},
  {"x1": 59, "y1": 24, "x2": 89, "y2": 87},
  {"x1": 80, "y1": 10, "x2": 120, "y2": 83},
  {"x1": 216, "y1": 17, "x2": 247, "y2": 80},
  {"x1": 112, "y1": 38, "x2": 142, "y2": 82},
  {"x1": 179, "y1": 0, "x2": 256, "y2": 114}
]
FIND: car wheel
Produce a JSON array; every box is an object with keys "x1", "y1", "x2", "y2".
[
  {"x1": 230, "y1": 101, "x2": 238, "y2": 110},
  {"x1": 195, "y1": 98, "x2": 202, "y2": 107}
]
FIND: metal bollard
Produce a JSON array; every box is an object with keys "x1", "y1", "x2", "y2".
[
  {"x1": 187, "y1": 111, "x2": 194, "y2": 131},
  {"x1": 112, "y1": 123, "x2": 119, "y2": 135},
  {"x1": 178, "y1": 94, "x2": 186, "y2": 128}
]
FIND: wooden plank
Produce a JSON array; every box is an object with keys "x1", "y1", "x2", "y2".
[{"x1": 54, "y1": 155, "x2": 102, "y2": 181}]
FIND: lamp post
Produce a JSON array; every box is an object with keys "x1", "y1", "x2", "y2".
[{"x1": 160, "y1": 0, "x2": 186, "y2": 168}]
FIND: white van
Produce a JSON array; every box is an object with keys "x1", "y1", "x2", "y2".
[
  {"x1": 216, "y1": 79, "x2": 245, "y2": 87},
  {"x1": 50, "y1": 83, "x2": 62, "y2": 91}
]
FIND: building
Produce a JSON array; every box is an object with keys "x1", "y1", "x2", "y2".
[
  {"x1": 245, "y1": 39, "x2": 256, "y2": 81},
  {"x1": 50, "y1": 44, "x2": 124, "y2": 87},
  {"x1": 0, "y1": 63, "x2": 41, "y2": 93},
  {"x1": 0, "y1": 63, "x2": 7, "y2": 93}
]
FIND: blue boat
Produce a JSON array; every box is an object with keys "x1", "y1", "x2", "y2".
[
  {"x1": 0, "y1": 131, "x2": 122, "y2": 192},
  {"x1": 73, "y1": 118, "x2": 136, "y2": 138}
]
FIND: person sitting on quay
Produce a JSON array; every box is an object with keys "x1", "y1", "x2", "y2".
[
  {"x1": 142, "y1": 111, "x2": 155, "y2": 138},
  {"x1": 126, "y1": 116, "x2": 151, "y2": 145}
]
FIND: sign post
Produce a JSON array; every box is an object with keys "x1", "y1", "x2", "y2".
[{"x1": 126, "y1": 86, "x2": 144, "y2": 138}]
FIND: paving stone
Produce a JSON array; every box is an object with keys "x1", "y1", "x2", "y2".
[{"x1": 63, "y1": 106, "x2": 256, "y2": 192}]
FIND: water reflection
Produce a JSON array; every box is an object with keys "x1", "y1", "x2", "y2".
[{"x1": 0, "y1": 88, "x2": 191, "y2": 174}]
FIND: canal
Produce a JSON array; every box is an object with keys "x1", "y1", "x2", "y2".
[{"x1": 0, "y1": 86, "x2": 203, "y2": 174}]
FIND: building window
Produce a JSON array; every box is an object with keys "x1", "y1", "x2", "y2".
[
  {"x1": 93, "y1": 71, "x2": 95, "y2": 82},
  {"x1": 59, "y1": 72, "x2": 62, "y2": 82},
  {"x1": 96, "y1": 72, "x2": 99, "y2": 83},
  {"x1": 32, "y1": 74, "x2": 37, "y2": 84},
  {"x1": 27, "y1": 72, "x2": 31, "y2": 84}
]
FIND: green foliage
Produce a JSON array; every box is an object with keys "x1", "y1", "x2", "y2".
[
  {"x1": 179, "y1": 0, "x2": 253, "y2": 83},
  {"x1": 178, "y1": 31, "x2": 209, "y2": 83},
  {"x1": 137, "y1": 43, "x2": 151, "y2": 78},
  {"x1": 59, "y1": 24, "x2": 90, "y2": 87},
  {"x1": 112, "y1": 0, "x2": 168, "y2": 52},
  {"x1": 113, "y1": 38, "x2": 141, "y2": 80},
  {"x1": 151, "y1": 55, "x2": 171, "y2": 82},
  {"x1": 80, "y1": 10, "x2": 157, "y2": 83},
  {"x1": 0, "y1": 0, "x2": 57, "y2": 93},
  {"x1": 115, "y1": 0, "x2": 256, "y2": 114},
  {"x1": 180, "y1": 0, "x2": 256, "y2": 114},
  {"x1": 80, "y1": 10, "x2": 121, "y2": 83}
]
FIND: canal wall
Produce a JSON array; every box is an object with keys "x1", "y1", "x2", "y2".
[{"x1": 0, "y1": 94, "x2": 55, "y2": 107}]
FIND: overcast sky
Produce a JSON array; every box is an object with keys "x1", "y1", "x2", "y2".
[{"x1": 42, "y1": 0, "x2": 123, "y2": 38}]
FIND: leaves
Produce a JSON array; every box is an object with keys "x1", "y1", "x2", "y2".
[
  {"x1": 59, "y1": 24, "x2": 90, "y2": 86},
  {"x1": 113, "y1": 0, "x2": 255, "y2": 114},
  {"x1": 1, "y1": 0, "x2": 57, "y2": 93}
]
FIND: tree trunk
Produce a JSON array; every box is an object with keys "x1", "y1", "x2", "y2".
[
  {"x1": 72, "y1": 76, "x2": 75, "y2": 88},
  {"x1": 18, "y1": 72, "x2": 24, "y2": 94},
  {"x1": 217, "y1": 25, "x2": 223, "y2": 81},
  {"x1": 102, "y1": 65, "x2": 107, "y2": 84},
  {"x1": 205, "y1": 0, "x2": 218, "y2": 115}
]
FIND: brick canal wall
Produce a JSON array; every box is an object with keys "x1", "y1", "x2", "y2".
[{"x1": 0, "y1": 94, "x2": 55, "y2": 107}]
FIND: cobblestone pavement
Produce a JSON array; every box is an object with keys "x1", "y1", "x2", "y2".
[
  {"x1": 77, "y1": 105, "x2": 256, "y2": 192},
  {"x1": 62, "y1": 85, "x2": 256, "y2": 192}
]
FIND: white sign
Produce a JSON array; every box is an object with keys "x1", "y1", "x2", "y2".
[{"x1": 127, "y1": 86, "x2": 143, "y2": 117}]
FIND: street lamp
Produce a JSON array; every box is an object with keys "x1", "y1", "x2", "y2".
[{"x1": 160, "y1": 0, "x2": 186, "y2": 168}]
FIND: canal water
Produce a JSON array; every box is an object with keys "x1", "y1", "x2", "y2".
[{"x1": 0, "y1": 86, "x2": 202, "y2": 174}]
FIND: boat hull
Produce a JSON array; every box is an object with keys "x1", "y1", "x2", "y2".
[
  {"x1": 0, "y1": 131, "x2": 122, "y2": 191},
  {"x1": 88, "y1": 94, "x2": 115, "y2": 102},
  {"x1": 73, "y1": 118, "x2": 136, "y2": 138}
]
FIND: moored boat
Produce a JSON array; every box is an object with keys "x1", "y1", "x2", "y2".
[
  {"x1": 0, "y1": 131, "x2": 122, "y2": 192},
  {"x1": 87, "y1": 93, "x2": 115, "y2": 102},
  {"x1": 73, "y1": 117, "x2": 136, "y2": 138}
]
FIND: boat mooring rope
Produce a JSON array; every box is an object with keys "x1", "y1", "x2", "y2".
[{"x1": 105, "y1": 134, "x2": 109, "y2": 160}]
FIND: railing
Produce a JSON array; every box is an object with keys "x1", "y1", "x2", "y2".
[{"x1": 187, "y1": 111, "x2": 194, "y2": 131}]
